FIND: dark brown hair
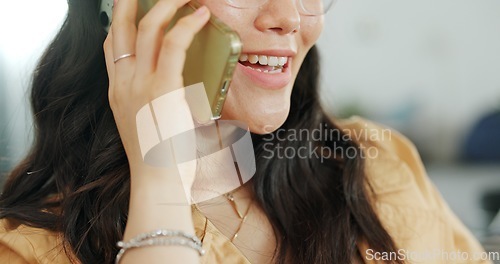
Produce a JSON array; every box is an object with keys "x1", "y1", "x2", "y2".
[{"x1": 0, "y1": 0, "x2": 403, "y2": 263}]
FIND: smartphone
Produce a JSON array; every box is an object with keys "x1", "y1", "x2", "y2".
[{"x1": 99, "y1": 0, "x2": 242, "y2": 120}]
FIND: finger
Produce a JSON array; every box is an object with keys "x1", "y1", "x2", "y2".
[
  {"x1": 135, "y1": 0, "x2": 191, "y2": 77},
  {"x1": 110, "y1": 0, "x2": 138, "y2": 81},
  {"x1": 104, "y1": 28, "x2": 115, "y2": 82},
  {"x1": 156, "y1": 6, "x2": 210, "y2": 87},
  {"x1": 103, "y1": 28, "x2": 116, "y2": 98}
]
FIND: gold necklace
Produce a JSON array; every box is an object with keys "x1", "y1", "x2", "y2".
[{"x1": 224, "y1": 191, "x2": 254, "y2": 242}]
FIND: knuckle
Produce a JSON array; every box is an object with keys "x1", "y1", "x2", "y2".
[
  {"x1": 130, "y1": 79, "x2": 144, "y2": 94},
  {"x1": 137, "y1": 19, "x2": 153, "y2": 33},
  {"x1": 110, "y1": 20, "x2": 127, "y2": 31},
  {"x1": 138, "y1": 1, "x2": 173, "y2": 32},
  {"x1": 111, "y1": 81, "x2": 129, "y2": 102},
  {"x1": 162, "y1": 35, "x2": 185, "y2": 50},
  {"x1": 103, "y1": 38, "x2": 111, "y2": 51},
  {"x1": 131, "y1": 77, "x2": 152, "y2": 97},
  {"x1": 156, "y1": 0, "x2": 173, "y2": 11},
  {"x1": 177, "y1": 15, "x2": 197, "y2": 30}
]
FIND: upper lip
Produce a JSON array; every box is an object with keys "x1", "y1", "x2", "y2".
[{"x1": 240, "y1": 49, "x2": 297, "y2": 57}]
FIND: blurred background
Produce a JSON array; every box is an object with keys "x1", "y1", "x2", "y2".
[
  {"x1": 317, "y1": 0, "x2": 500, "y2": 258},
  {"x1": 0, "y1": 0, "x2": 499, "y2": 260}
]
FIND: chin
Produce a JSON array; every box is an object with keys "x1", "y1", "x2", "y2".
[
  {"x1": 220, "y1": 88, "x2": 291, "y2": 135},
  {"x1": 248, "y1": 109, "x2": 290, "y2": 135},
  {"x1": 218, "y1": 62, "x2": 297, "y2": 134}
]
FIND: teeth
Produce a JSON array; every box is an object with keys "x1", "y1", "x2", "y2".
[
  {"x1": 248, "y1": 55, "x2": 259, "y2": 64},
  {"x1": 245, "y1": 65, "x2": 283, "y2": 74},
  {"x1": 258, "y1": 55, "x2": 268, "y2": 65},
  {"x1": 239, "y1": 54, "x2": 248, "y2": 62},
  {"x1": 268, "y1": 56, "x2": 278, "y2": 67},
  {"x1": 278, "y1": 57, "x2": 287, "y2": 66},
  {"x1": 239, "y1": 53, "x2": 288, "y2": 67}
]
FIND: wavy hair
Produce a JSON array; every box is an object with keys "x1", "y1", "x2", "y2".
[{"x1": 0, "y1": 0, "x2": 402, "y2": 263}]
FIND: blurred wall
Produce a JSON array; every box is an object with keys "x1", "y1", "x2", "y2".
[
  {"x1": 317, "y1": 0, "x2": 500, "y2": 163},
  {"x1": 0, "y1": 54, "x2": 7, "y2": 173},
  {"x1": 0, "y1": 1, "x2": 68, "y2": 171}
]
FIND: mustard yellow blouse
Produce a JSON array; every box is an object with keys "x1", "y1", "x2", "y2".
[{"x1": 0, "y1": 117, "x2": 492, "y2": 263}]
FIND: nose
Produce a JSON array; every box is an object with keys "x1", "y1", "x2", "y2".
[{"x1": 254, "y1": 0, "x2": 301, "y2": 35}]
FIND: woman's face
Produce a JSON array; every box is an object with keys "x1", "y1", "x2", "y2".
[{"x1": 199, "y1": 0, "x2": 324, "y2": 134}]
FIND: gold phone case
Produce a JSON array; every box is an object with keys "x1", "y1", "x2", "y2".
[{"x1": 137, "y1": 1, "x2": 242, "y2": 120}]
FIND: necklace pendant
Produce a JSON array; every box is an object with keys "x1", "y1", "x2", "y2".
[{"x1": 225, "y1": 193, "x2": 235, "y2": 201}]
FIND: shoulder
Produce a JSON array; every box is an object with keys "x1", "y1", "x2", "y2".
[
  {"x1": 0, "y1": 218, "x2": 73, "y2": 264},
  {"x1": 333, "y1": 116, "x2": 441, "y2": 229},
  {"x1": 333, "y1": 115, "x2": 429, "y2": 198},
  {"x1": 333, "y1": 115, "x2": 418, "y2": 161},
  {"x1": 333, "y1": 116, "x2": 490, "y2": 263}
]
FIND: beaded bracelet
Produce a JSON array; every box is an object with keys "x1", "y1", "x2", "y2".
[{"x1": 115, "y1": 229, "x2": 205, "y2": 264}]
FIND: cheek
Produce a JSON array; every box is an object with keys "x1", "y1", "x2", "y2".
[
  {"x1": 198, "y1": 0, "x2": 251, "y2": 33},
  {"x1": 301, "y1": 16, "x2": 324, "y2": 47}
]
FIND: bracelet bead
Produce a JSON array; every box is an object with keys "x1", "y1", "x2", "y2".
[{"x1": 115, "y1": 229, "x2": 204, "y2": 264}]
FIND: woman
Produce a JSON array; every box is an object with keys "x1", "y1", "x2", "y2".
[{"x1": 0, "y1": 0, "x2": 490, "y2": 263}]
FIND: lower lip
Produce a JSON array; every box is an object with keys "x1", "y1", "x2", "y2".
[{"x1": 235, "y1": 59, "x2": 292, "y2": 90}]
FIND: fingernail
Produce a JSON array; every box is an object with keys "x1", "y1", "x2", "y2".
[{"x1": 194, "y1": 6, "x2": 208, "y2": 16}]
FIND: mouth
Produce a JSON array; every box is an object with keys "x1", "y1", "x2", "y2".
[
  {"x1": 237, "y1": 53, "x2": 290, "y2": 73},
  {"x1": 235, "y1": 51, "x2": 293, "y2": 90}
]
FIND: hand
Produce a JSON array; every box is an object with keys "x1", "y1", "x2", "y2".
[{"x1": 103, "y1": 0, "x2": 210, "y2": 195}]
